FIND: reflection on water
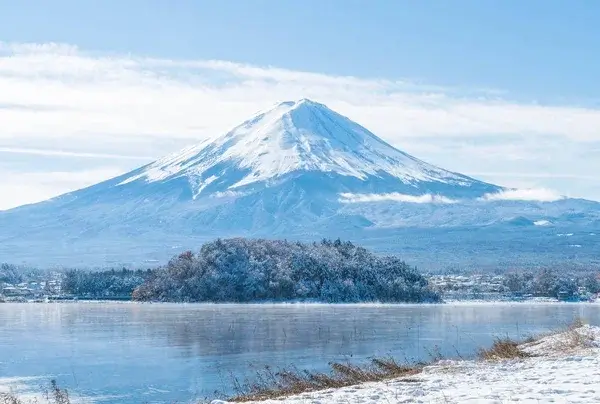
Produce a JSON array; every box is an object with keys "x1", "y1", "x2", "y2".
[{"x1": 0, "y1": 302, "x2": 598, "y2": 403}]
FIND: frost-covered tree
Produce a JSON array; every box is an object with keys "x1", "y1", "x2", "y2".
[
  {"x1": 584, "y1": 274, "x2": 600, "y2": 294},
  {"x1": 132, "y1": 238, "x2": 440, "y2": 303},
  {"x1": 0, "y1": 263, "x2": 23, "y2": 284},
  {"x1": 61, "y1": 268, "x2": 151, "y2": 297}
]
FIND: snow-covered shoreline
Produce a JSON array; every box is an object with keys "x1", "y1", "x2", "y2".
[
  {"x1": 3, "y1": 299, "x2": 599, "y2": 306},
  {"x1": 216, "y1": 325, "x2": 600, "y2": 404}
]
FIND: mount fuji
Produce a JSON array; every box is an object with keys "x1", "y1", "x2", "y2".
[{"x1": 1, "y1": 99, "x2": 599, "y2": 269}]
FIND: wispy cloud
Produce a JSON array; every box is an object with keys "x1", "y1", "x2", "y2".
[
  {"x1": 1, "y1": 41, "x2": 600, "y2": 207},
  {"x1": 339, "y1": 189, "x2": 566, "y2": 204},
  {"x1": 0, "y1": 147, "x2": 152, "y2": 160},
  {"x1": 3, "y1": 41, "x2": 600, "y2": 142},
  {"x1": 0, "y1": 168, "x2": 125, "y2": 211},
  {"x1": 479, "y1": 188, "x2": 565, "y2": 202},
  {"x1": 339, "y1": 193, "x2": 457, "y2": 204},
  {"x1": 470, "y1": 171, "x2": 600, "y2": 180}
]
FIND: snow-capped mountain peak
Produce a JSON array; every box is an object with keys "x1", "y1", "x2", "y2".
[{"x1": 118, "y1": 99, "x2": 486, "y2": 196}]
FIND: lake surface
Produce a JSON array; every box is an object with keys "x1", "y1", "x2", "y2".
[{"x1": 1, "y1": 302, "x2": 599, "y2": 403}]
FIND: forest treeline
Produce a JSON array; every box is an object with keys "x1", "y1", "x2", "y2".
[
  {"x1": 61, "y1": 268, "x2": 154, "y2": 298},
  {"x1": 4, "y1": 238, "x2": 599, "y2": 302},
  {"x1": 502, "y1": 269, "x2": 599, "y2": 298}
]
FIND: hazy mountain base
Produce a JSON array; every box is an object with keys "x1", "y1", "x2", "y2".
[{"x1": 2, "y1": 224, "x2": 599, "y2": 271}]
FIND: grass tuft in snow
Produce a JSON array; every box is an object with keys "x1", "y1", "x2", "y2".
[
  {"x1": 561, "y1": 317, "x2": 594, "y2": 350},
  {"x1": 521, "y1": 317, "x2": 598, "y2": 357},
  {"x1": 479, "y1": 318, "x2": 594, "y2": 361},
  {"x1": 477, "y1": 338, "x2": 533, "y2": 361},
  {"x1": 229, "y1": 358, "x2": 421, "y2": 402}
]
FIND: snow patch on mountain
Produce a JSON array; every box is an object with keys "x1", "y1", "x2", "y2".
[
  {"x1": 192, "y1": 175, "x2": 218, "y2": 199},
  {"x1": 210, "y1": 190, "x2": 248, "y2": 199}
]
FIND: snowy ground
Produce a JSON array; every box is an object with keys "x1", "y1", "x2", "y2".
[{"x1": 216, "y1": 325, "x2": 600, "y2": 404}]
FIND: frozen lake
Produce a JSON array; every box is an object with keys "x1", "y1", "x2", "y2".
[{"x1": 1, "y1": 302, "x2": 599, "y2": 403}]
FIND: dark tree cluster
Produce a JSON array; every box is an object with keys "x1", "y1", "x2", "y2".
[
  {"x1": 61, "y1": 268, "x2": 153, "y2": 298},
  {"x1": 132, "y1": 238, "x2": 440, "y2": 303}
]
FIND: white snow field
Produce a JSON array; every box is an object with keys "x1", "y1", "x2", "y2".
[{"x1": 214, "y1": 325, "x2": 600, "y2": 404}]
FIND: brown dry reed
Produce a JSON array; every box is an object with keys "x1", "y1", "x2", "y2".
[{"x1": 230, "y1": 357, "x2": 421, "y2": 402}]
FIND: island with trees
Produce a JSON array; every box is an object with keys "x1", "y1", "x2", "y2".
[{"x1": 131, "y1": 238, "x2": 441, "y2": 303}]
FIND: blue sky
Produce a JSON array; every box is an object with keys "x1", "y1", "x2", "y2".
[
  {"x1": 2, "y1": 0, "x2": 599, "y2": 100},
  {"x1": 1, "y1": 0, "x2": 600, "y2": 208}
]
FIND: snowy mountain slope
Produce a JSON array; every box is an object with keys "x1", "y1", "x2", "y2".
[
  {"x1": 115, "y1": 99, "x2": 502, "y2": 199},
  {"x1": 0, "y1": 98, "x2": 599, "y2": 268}
]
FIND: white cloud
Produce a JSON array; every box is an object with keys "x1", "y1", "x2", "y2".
[
  {"x1": 2, "y1": 41, "x2": 600, "y2": 142},
  {"x1": 0, "y1": 168, "x2": 125, "y2": 211},
  {"x1": 0, "y1": 147, "x2": 152, "y2": 160},
  {"x1": 479, "y1": 188, "x2": 565, "y2": 202},
  {"x1": 339, "y1": 193, "x2": 457, "y2": 204},
  {"x1": 339, "y1": 189, "x2": 566, "y2": 204},
  {"x1": 1, "y1": 41, "x2": 600, "y2": 207}
]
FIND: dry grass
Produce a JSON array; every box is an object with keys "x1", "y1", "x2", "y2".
[
  {"x1": 479, "y1": 317, "x2": 597, "y2": 362},
  {"x1": 569, "y1": 316, "x2": 586, "y2": 329},
  {"x1": 557, "y1": 317, "x2": 595, "y2": 351},
  {"x1": 229, "y1": 358, "x2": 422, "y2": 402},
  {"x1": 477, "y1": 337, "x2": 533, "y2": 361},
  {"x1": 0, "y1": 393, "x2": 23, "y2": 404},
  {"x1": 487, "y1": 317, "x2": 595, "y2": 360}
]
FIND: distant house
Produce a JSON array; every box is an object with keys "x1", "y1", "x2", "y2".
[{"x1": 557, "y1": 289, "x2": 577, "y2": 301}]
